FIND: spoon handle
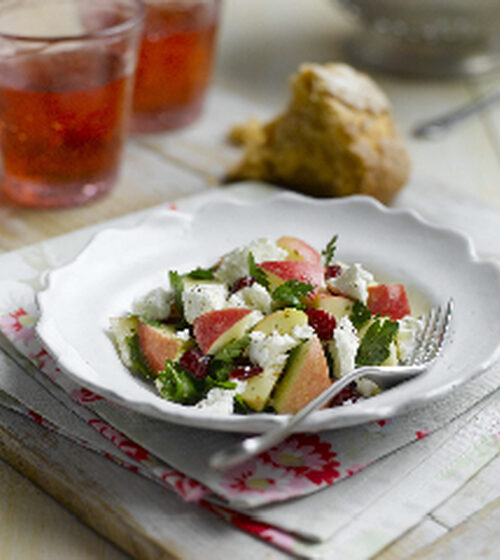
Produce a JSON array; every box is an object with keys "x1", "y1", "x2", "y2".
[{"x1": 413, "y1": 87, "x2": 500, "y2": 139}]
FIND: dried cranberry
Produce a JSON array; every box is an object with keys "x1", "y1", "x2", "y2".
[
  {"x1": 305, "y1": 308, "x2": 336, "y2": 341},
  {"x1": 229, "y1": 275, "x2": 255, "y2": 295},
  {"x1": 229, "y1": 365, "x2": 263, "y2": 380},
  {"x1": 325, "y1": 265, "x2": 342, "y2": 280},
  {"x1": 330, "y1": 382, "x2": 360, "y2": 407},
  {"x1": 179, "y1": 347, "x2": 211, "y2": 378}
]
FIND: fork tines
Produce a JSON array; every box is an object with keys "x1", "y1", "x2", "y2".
[{"x1": 411, "y1": 299, "x2": 453, "y2": 365}]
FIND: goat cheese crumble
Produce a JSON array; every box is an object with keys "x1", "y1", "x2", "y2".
[{"x1": 327, "y1": 263, "x2": 374, "y2": 304}]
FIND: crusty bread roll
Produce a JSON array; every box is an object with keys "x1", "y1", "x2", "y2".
[{"x1": 227, "y1": 63, "x2": 410, "y2": 204}]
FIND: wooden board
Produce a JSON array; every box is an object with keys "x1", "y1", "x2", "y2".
[{"x1": 0, "y1": 405, "x2": 289, "y2": 560}]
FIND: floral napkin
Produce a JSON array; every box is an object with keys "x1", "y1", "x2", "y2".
[{"x1": 0, "y1": 181, "x2": 499, "y2": 559}]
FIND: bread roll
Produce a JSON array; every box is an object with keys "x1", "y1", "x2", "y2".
[{"x1": 227, "y1": 63, "x2": 410, "y2": 204}]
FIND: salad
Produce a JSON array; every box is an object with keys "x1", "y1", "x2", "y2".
[{"x1": 110, "y1": 235, "x2": 422, "y2": 415}]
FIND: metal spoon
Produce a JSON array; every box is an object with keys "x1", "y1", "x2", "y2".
[{"x1": 413, "y1": 86, "x2": 500, "y2": 139}]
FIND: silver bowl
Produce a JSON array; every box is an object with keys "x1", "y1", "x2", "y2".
[{"x1": 335, "y1": 0, "x2": 500, "y2": 77}]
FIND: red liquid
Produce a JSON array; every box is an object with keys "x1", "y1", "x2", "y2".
[
  {"x1": 0, "y1": 51, "x2": 130, "y2": 208},
  {"x1": 132, "y1": 1, "x2": 219, "y2": 133}
]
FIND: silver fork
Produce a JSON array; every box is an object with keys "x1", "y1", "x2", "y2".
[{"x1": 210, "y1": 299, "x2": 453, "y2": 471}]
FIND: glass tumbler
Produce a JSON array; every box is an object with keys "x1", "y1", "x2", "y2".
[
  {"x1": 0, "y1": 0, "x2": 145, "y2": 208},
  {"x1": 131, "y1": 0, "x2": 221, "y2": 133}
]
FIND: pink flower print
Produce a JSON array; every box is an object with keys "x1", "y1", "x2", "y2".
[
  {"x1": 103, "y1": 452, "x2": 140, "y2": 473},
  {"x1": 0, "y1": 308, "x2": 36, "y2": 345},
  {"x1": 261, "y1": 433, "x2": 341, "y2": 486},
  {"x1": 29, "y1": 348, "x2": 52, "y2": 371},
  {"x1": 70, "y1": 387, "x2": 104, "y2": 404},
  {"x1": 416, "y1": 429, "x2": 430, "y2": 439},
  {"x1": 88, "y1": 419, "x2": 151, "y2": 462},
  {"x1": 169, "y1": 203, "x2": 179, "y2": 211},
  {"x1": 27, "y1": 410, "x2": 53, "y2": 429},
  {"x1": 204, "y1": 504, "x2": 296, "y2": 553},
  {"x1": 346, "y1": 461, "x2": 370, "y2": 476},
  {"x1": 220, "y1": 459, "x2": 306, "y2": 500},
  {"x1": 160, "y1": 470, "x2": 209, "y2": 503}
]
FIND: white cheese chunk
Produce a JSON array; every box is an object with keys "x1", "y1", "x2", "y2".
[
  {"x1": 356, "y1": 378, "x2": 379, "y2": 397},
  {"x1": 214, "y1": 238, "x2": 287, "y2": 285},
  {"x1": 327, "y1": 263, "x2": 374, "y2": 304},
  {"x1": 182, "y1": 282, "x2": 228, "y2": 324},
  {"x1": 133, "y1": 287, "x2": 173, "y2": 321},
  {"x1": 248, "y1": 323, "x2": 314, "y2": 372},
  {"x1": 249, "y1": 330, "x2": 298, "y2": 371},
  {"x1": 329, "y1": 315, "x2": 359, "y2": 378},
  {"x1": 396, "y1": 315, "x2": 423, "y2": 363},
  {"x1": 175, "y1": 328, "x2": 191, "y2": 341},
  {"x1": 194, "y1": 381, "x2": 247, "y2": 415},
  {"x1": 227, "y1": 283, "x2": 273, "y2": 314},
  {"x1": 291, "y1": 323, "x2": 315, "y2": 340}
]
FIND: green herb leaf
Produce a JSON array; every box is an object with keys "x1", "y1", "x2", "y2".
[
  {"x1": 156, "y1": 360, "x2": 204, "y2": 404},
  {"x1": 169, "y1": 270, "x2": 184, "y2": 314},
  {"x1": 209, "y1": 336, "x2": 252, "y2": 382},
  {"x1": 186, "y1": 267, "x2": 214, "y2": 280},
  {"x1": 272, "y1": 280, "x2": 314, "y2": 310},
  {"x1": 208, "y1": 361, "x2": 233, "y2": 382},
  {"x1": 213, "y1": 335, "x2": 251, "y2": 363},
  {"x1": 350, "y1": 300, "x2": 372, "y2": 330},
  {"x1": 234, "y1": 394, "x2": 253, "y2": 415},
  {"x1": 355, "y1": 319, "x2": 399, "y2": 366},
  {"x1": 126, "y1": 334, "x2": 154, "y2": 379},
  {"x1": 248, "y1": 252, "x2": 270, "y2": 291},
  {"x1": 205, "y1": 376, "x2": 238, "y2": 391},
  {"x1": 322, "y1": 234, "x2": 338, "y2": 266}
]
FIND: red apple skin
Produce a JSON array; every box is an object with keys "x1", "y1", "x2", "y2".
[
  {"x1": 138, "y1": 320, "x2": 187, "y2": 376},
  {"x1": 259, "y1": 260, "x2": 324, "y2": 293},
  {"x1": 273, "y1": 336, "x2": 332, "y2": 414},
  {"x1": 367, "y1": 284, "x2": 411, "y2": 320},
  {"x1": 277, "y1": 236, "x2": 321, "y2": 264},
  {"x1": 193, "y1": 308, "x2": 254, "y2": 354}
]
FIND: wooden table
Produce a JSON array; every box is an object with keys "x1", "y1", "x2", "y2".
[{"x1": 1, "y1": 2, "x2": 500, "y2": 559}]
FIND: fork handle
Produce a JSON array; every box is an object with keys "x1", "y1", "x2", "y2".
[{"x1": 209, "y1": 366, "x2": 376, "y2": 470}]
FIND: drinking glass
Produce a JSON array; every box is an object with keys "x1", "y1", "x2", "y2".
[
  {"x1": 131, "y1": 0, "x2": 220, "y2": 133},
  {"x1": 0, "y1": 0, "x2": 145, "y2": 208}
]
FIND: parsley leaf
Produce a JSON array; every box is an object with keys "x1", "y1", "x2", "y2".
[
  {"x1": 209, "y1": 336, "x2": 251, "y2": 382},
  {"x1": 322, "y1": 234, "x2": 338, "y2": 266},
  {"x1": 126, "y1": 334, "x2": 154, "y2": 379},
  {"x1": 205, "y1": 376, "x2": 238, "y2": 391},
  {"x1": 234, "y1": 394, "x2": 253, "y2": 415},
  {"x1": 208, "y1": 361, "x2": 233, "y2": 382},
  {"x1": 355, "y1": 319, "x2": 399, "y2": 366},
  {"x1": 213, "y1": 335, "x2": 251, "y2": 363},
  {"x1": 186, "y1": 267, "x2": 214, "y2": 280},
  {"x1": 350, "y1": 300, "x2": 372, "y2": 329},
  {"x1": 156, "y1": 360, "x2": 204, "y2": 404},
  {"x1": 248, "y1": 252, "x2": 270, "y2": 291},
  {"x1": 169, "y1": 270, "x2": 184, "y2": 314},
  {"x1": 272, "y1": 280, "x2": 314, "y2": 310}
]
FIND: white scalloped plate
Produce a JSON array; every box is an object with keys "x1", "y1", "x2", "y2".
[{"x1": 36, "y1": 191, "x2": 500, "y2": 433}]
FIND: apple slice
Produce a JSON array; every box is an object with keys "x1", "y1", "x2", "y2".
[
  {"x1": 240, "y1": 367, "x2": 282, "y2": 412},
  {"x1": 137, "y1": 320, "x2": 193, "y2": 376},
  {"x1": 259, "y1": 260, "x2": 324, "y2": 302},
  {"x1": 253, "y1": 308, "x2": 308, "y2": 336},
  {"x1": 314, "y1": 293, "x2": 354, "y2": 319},
  {"x1": 277, "y1": 236, "x2": 321, "y2": 264},
  {"x1": 193, "y1": 308, "x2": 260, "y2": 355},
  {"x1": 239, "y1": 309, "x2": 309, "y2": 411},
  {"x1": 273, "y1": 336, "x2": 331, "y2": 414},
  {"x1": 367, "y1": 284, "x2": 411, "y2": 320}
]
